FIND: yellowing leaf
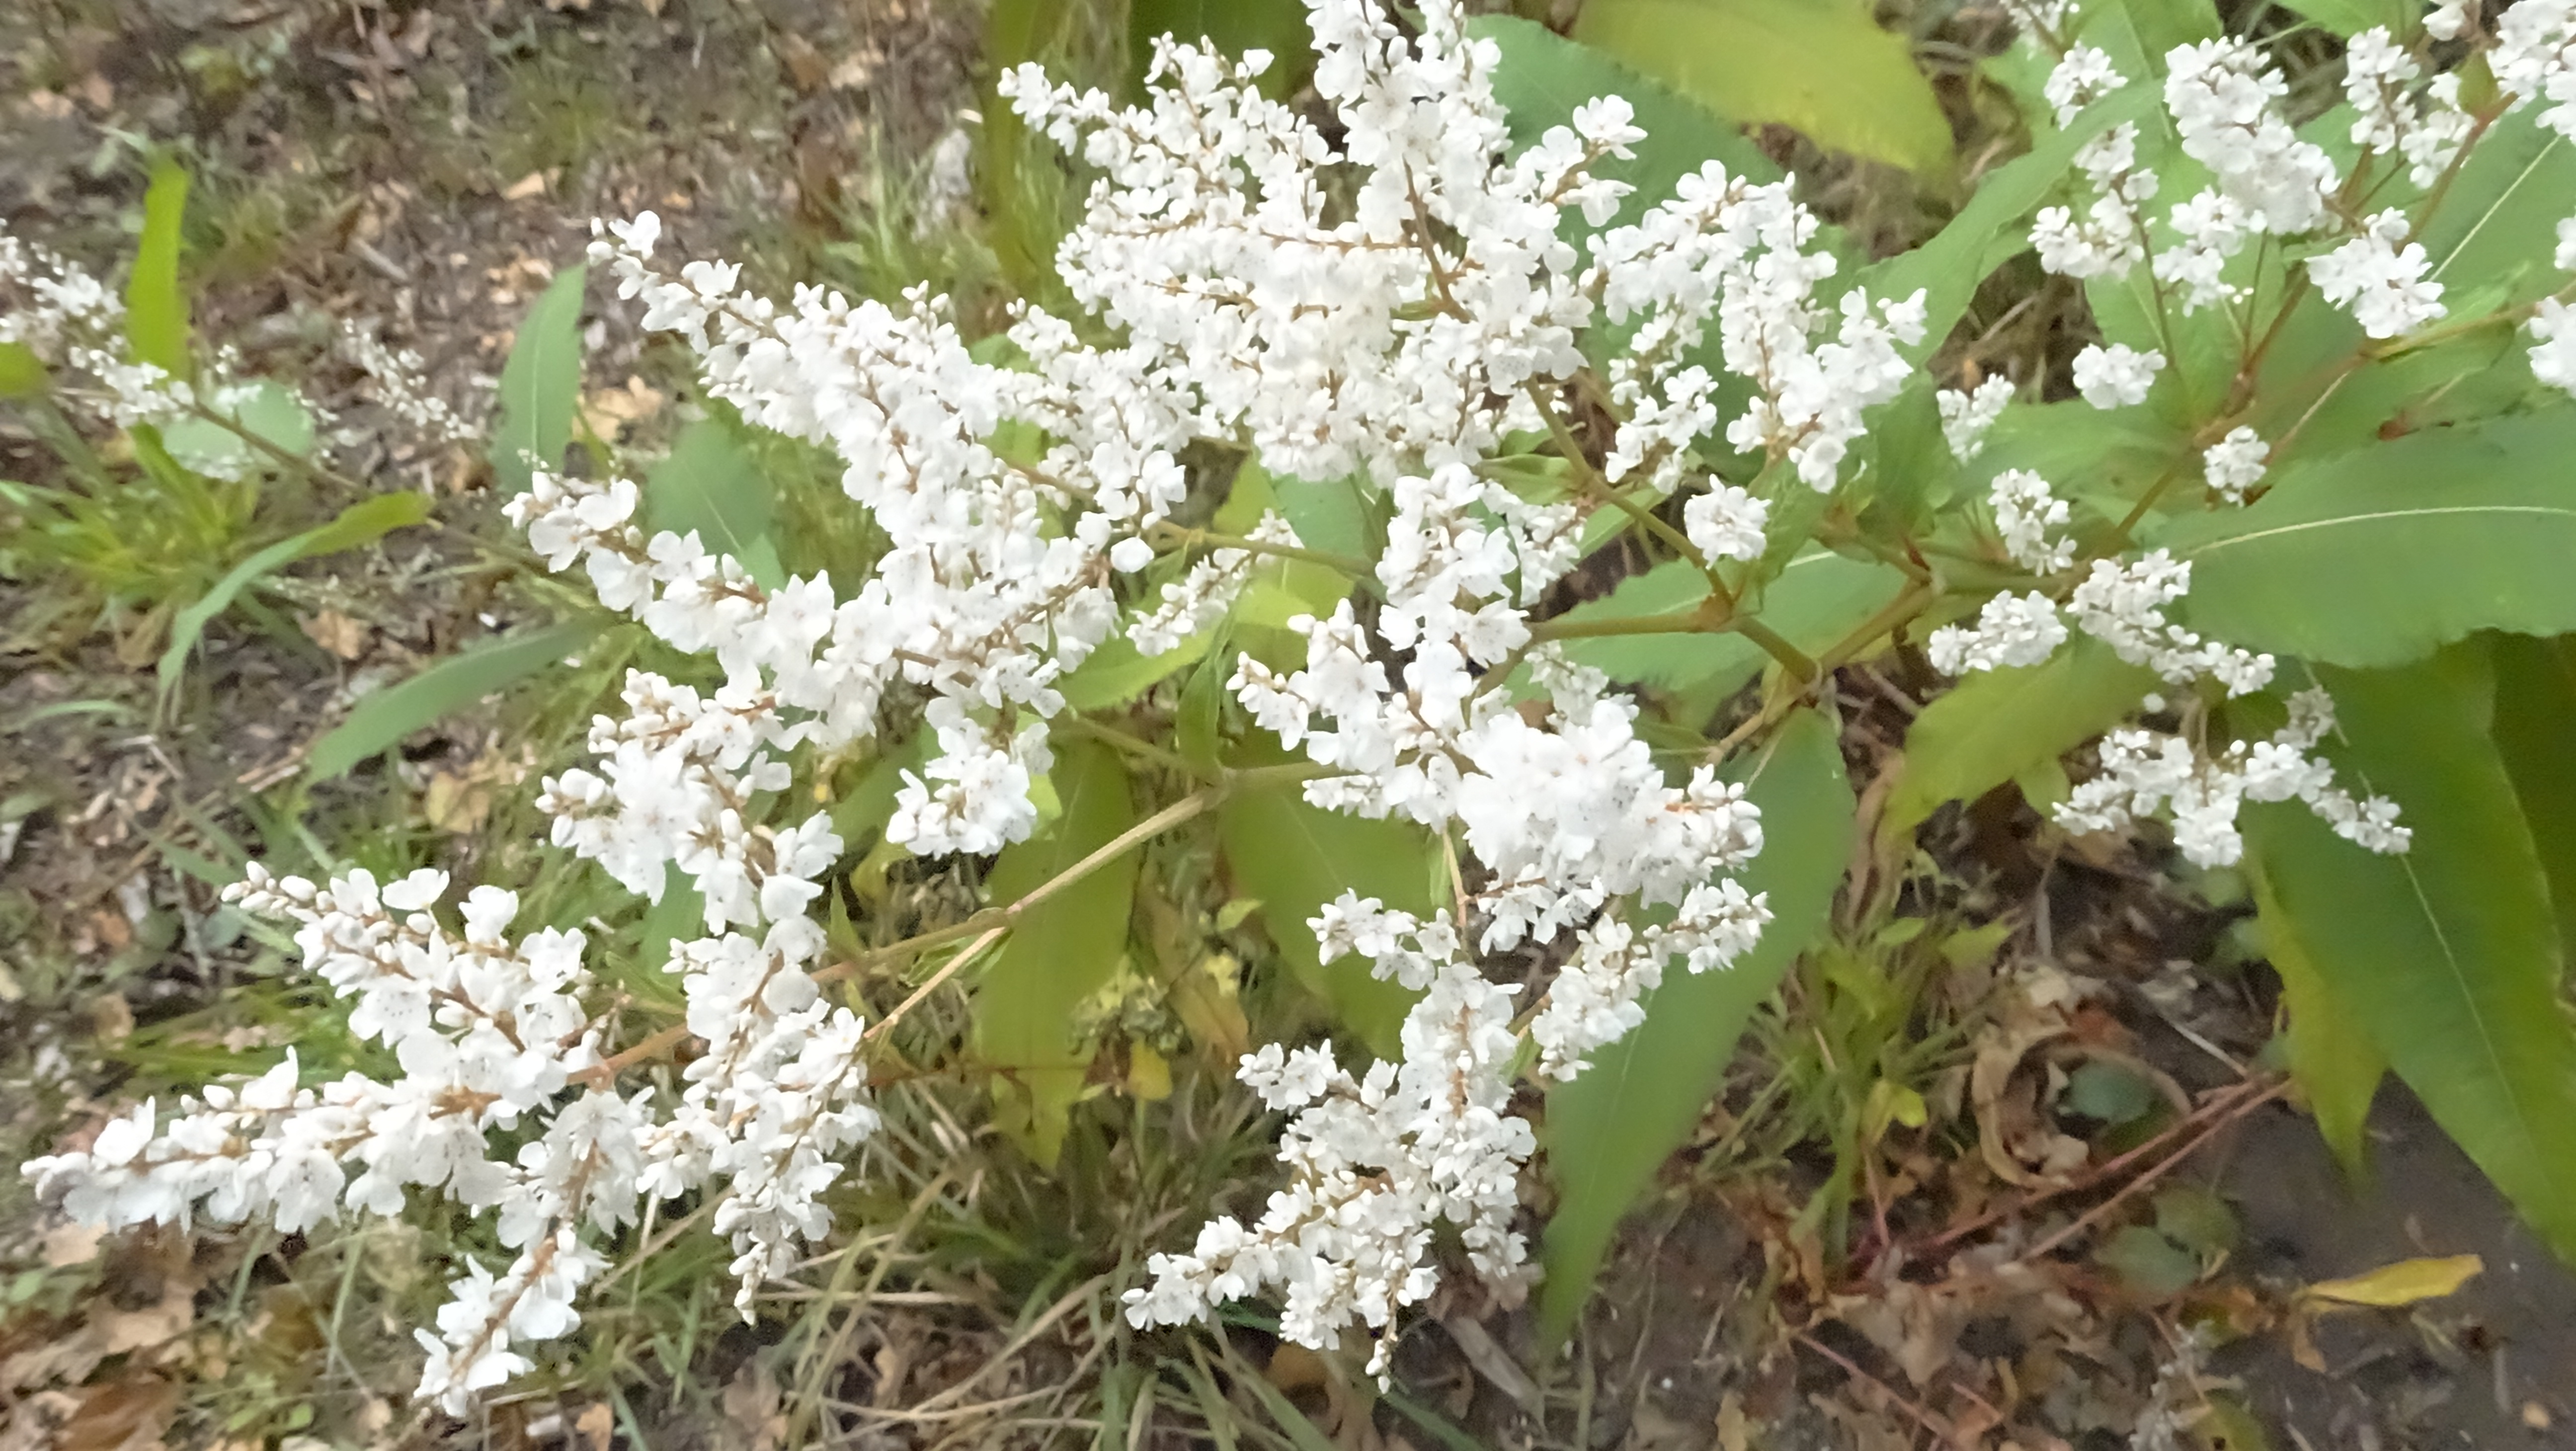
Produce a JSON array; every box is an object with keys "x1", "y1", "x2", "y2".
[
  {"x1": 1571, "y1": 0, "x2": 1952, "y2": 174},
  {"x1": 2298, "y1": 1254, "x2": 2484, "y2": 1309}
]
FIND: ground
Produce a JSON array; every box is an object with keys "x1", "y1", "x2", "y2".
[{"x1": 2, "y1": 2, "x2": 2572, "y2": 1449}]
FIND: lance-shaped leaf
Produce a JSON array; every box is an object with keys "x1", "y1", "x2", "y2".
[
  {"x1": 1217, "y1": 750, "x2": 1439, "y2": 1060},
  {"x1": 976, "y1": 739, "x2": 1140, "y2": 1169},
  {"x1": 1567, "y1": 0, "x2": 1951, "y2": 174},
  {"x1": 1555, "y1": 552, "x2": 1906, "y2": 699},
  {"x1": 489, "y1": 264, "x2": 587, "y2": 495},
  {"x1": 305, "y1": 621, "x2": 600, "y2": 781},
  {"x1": 644, "y1": 417, "x2": 783, "y2": 588},
  {"x1": 1884, "y1": 636, "x2": 2155, "y2": 842},
  {"x1": 2246, "y1": 648, "x2": 2576, "y2": 1263},
  {"x1": 158, "y1": 491, "x2": 433, "y2": 712},
  {"x1": 2166, "y1": 410, "x2": 2576, "y2": 669},
  {"x1": 2251, "y1": 865, "x2": 2385, "y2": 1174},
  {"x1": 1538, "y1": 708, "x2": 1854, "y2": 1338},
  {"x1": 2491, "y1": 632, "x2": 2576, "y2": 961},
  {"x1": 125, "y1": 160, "x2": 191, "y2": 376}
]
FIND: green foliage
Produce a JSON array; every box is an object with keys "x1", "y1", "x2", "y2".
[
  {"x1": 2248, "y1": 648, "x2": 2576, "y2": 1261},
  {"x1": 125, "y1": 160, "x2": 192, "y2": 377},
  {"x1": 305, "y1": 622, "x2": 602, "y2": 781},
  {"x1": 1538, "y1": 708, "x2": 1854, "y2": 1337},
  {"x1": 1568, "y1": 0, "x2": 1952, "y2": 174},
  {"x1": 2271, "y1": 0, "x2": 2409, "y2": 35},
  {"x1": 976, "y1": 739, "x2": 1141, "y2": 1168},
  {"x1": 1128, "y1": 0, "x2": 1313, "y2": 97},
  {"x1": 1216, "y1": 758, "x2": 1440, "y2": 1058},
  {"x1": 2489, "y1": 632, "x2": 2576, "y2": 961},
  {"x1": 489, "y1": 264, "x2": 587, "y2": 495},
  {"x1": 1884, "y1": 637, "x2": 2155, "y2": 840},
  {"x1": 645, "y1": 416, "x2": 784, "y2": 588},
  {"x1": 155, "y1": 490, "x2": 432, "y2": 713},
  {"x1": 1474, "y1": 14, "x2": 1781, "y2": 230},
  {"x1": 2254, "y1": 867, "x2": 2385, "y2": 1172},
  {"x1": 1553, "y1": 553, "x2": 1904, "y2": 699},
  {"x1": 2167, "y1": 410, "x2": 2576, "y2": 669}
]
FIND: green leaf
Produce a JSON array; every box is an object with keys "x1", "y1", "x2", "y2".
[
  {"x1": 125, "y1": 160, "x2": 191, "y2": 376},
  {"x1": 1556, "y1": 552, "x2": 1906, "y2": 698},
  {"x1": 2245, "y1": 648, "x2": 2576, "y2": 1263},
  {"x1": 0, "y1": 341, "x2": 47, "y2": 398},
  {"x1": 1885, "y1": 636, "x2": 2155, "y2": 841},
  {"x1": 2273, "y1": 0, "x2": 2406, "y2": 35},
  {"x1": 2491, "y1": 632, "x2": 2576, "y2": 965},
  {"x1": 2061, "y1": 1060, "x2": 2156, "y2": 1127},
  {"x1": 1216, "y1": 751, "x2": 1441, "y2": 1059},
  {"x1": 1568, "y1": 0, "x2": 1952, "y2": 174},
  {"x1": 1538, "y1": 708, "x2": 1854, "y2": 1339},
  {"x1": 2252, "y1": 862, "x2": 2385, "y2": 1173},
  {"x1": 2097, "y1": 1225, "x2": 2201, "y2": 1297},
  {"x1": 1859, "y1": 86, "x2": 2152, "y2": 363},
  {"x1": 1474, "y1": 15, "x2": 1781, "y2": 235},
  {"x1": 2166, "y1": 410, "x2": 2576, "y2": 669},
  {"x1": 158, "y1": 491, "x2": 433, "y2": 711},
  {"x1": 1057, "y1": 629, "x2": 1213, "y2": 712},
  {"x1": 644, "y1": 417, "x2": 782, "y2": 588},
  {"x1": 2423, "y1": 111, "x2": 2576, "y2": 309},
  {"x1": 489, "y1": 264, "x2": 587, "y2": 495},
  {"x1": 1128, "y1": 0, "x2": 1313, "y2": 98},
  {"x1": 305, "y1": 621, "x2": 597, "y2": 781},
  {"x1": 161, "y1": 379, "x2": 316, "y2": 478},
  {"x1": 976, "y1": 739, "x2": 1139, "y2": 1169}
]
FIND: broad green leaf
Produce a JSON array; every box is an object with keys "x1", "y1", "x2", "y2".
[
  {"x1": 161, "y1": 380, "x2": 316, "y2": 478},
  {"x1": 2246, "y1": 649, "x2": 2576, "y2": 1263},
  {"x1": 489, "y1": 264, "x2": 587, "y2": 495},
  {"x1": 1569, "y1": 0, "x2": 1952, "y2": 174},
  {"x1": 1128, "y1": 0, "x2": 1313, "y2": 99},
  {"x1": 976, "y1": 739, "x2": 1139, "y2": 1169},
  {"x1": 2490, "y1": 632, "x2": 2576, "y2": 968},
  {"x1": 1859, "y1": 86, "x2": 2151, "y2": 363},
  {"x1": 1059, "y1": 628, "x2": 1214, "y2": 711},
  {"x1": 2252, "y1": 864, "x2": 2384, "y2": 1173},
  {"x1": 1474, "y1": 14, "x2": 1780, "y2": 232},
  {"x1": 125, "y1": 160, "x2": 191, "y2": 376},
  {"x1": 1217, "y1": 752, "x2": 1440, "y2": 1059},
  {"x1": 1885, "y1": 636, "x2": 2155, "y2": 840},
  {"x1": 2273, "y1": 0, "x2": 2406, "y2": 34},
  {"x1": 1556, "y1": 552, "x2": 1906, "y2": 698},
  {"x1": 2423, "y1": 111, "x2": 2576, "y2": 307},
  {"x1": 0, "y1": 341, "x2": 47, "y2": 398},
  {"x1": 644, "y1": 417, "x2": 783, "y2": 588},
  {"x1": 305, "y1": 621, "x2": 597, "y2": 781},
  {"x1": 158, "y1": 491, "x2": 433, "y2": 711},
  {"x1": 1538, "y1": 708, "x2": 1853, "y2": 1338},
  {"x1": 2097, "y1": 1225, "x2": 2201, "y2": 1297},
  {"x1": 2167, "y1": 409, "x2": 2576, "y2": 669}
]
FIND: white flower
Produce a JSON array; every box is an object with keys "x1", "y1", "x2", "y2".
[
  {"x1": 2201, "y1": 426, "x2": 2269, "y2": 503},
  {"x1": 1937, "y1": 375, "x2": 2014, "y2": 460},
  {"x1": 2164, "y1": 38, "x2": 2338, "y2": 235},
  {"x1": 2072, "y1": 342, "x2": 2165, "y2": 408},
  {"x1": 2532, "y1": 298, "x2": 2576, "y2": 397},
  {"x1": 1928, "y1": 592, "x2": 2069, "y2": 674},
  {"x1": 2308, "y1": 209, "x2": 2444, "y2": 338},
  {"x1": 1683, "y1": 483, "x2": 1769, "y2": 562},
  {"x1": 2057, "y1": 689, "x2": 2407, "y2": 866},
  {"x1": 1990, "y1": 468, "x2": 2074, "y2": 573},
  {"x1": 2046, "y1": 45, "x2": 2126, "y2": 127}
]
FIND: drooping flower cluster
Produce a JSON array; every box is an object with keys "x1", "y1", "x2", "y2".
[
  {"x1": 31, "y1": 0, "x2": 2529, "y2": 1411},
  {"x1": 0, "y1": 229, "x2": 196, "y2": 428},
  {"x1": 2058, "y1": 688, "x2": 2411, "y2": 866}
]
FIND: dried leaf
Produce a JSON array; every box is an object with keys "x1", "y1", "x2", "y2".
[
  {"x1": 2297, "y1": 1253, "x2": 2484, "y2": 1309},
  {"x1": 298, "y1": 609, "x2": 370, "y2": 660}
]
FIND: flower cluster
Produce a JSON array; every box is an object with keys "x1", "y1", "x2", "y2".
[
  {"x1": 0, "y1": 229, "x2": 196, "y2": 428},
  {"x1": 35, "y1": 0, "x2": 2542, "y2": 1411}
]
